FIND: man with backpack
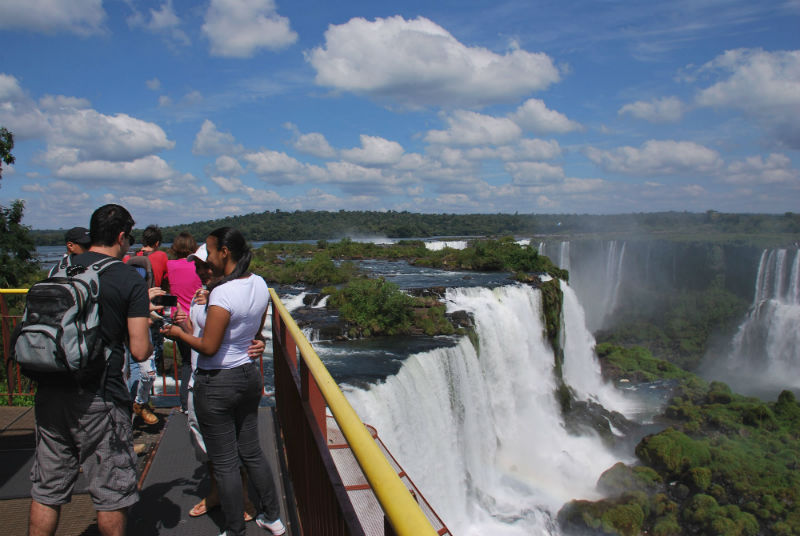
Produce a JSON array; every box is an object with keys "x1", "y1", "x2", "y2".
[{"x1": 27, "y1": 204, "x2": 153, "y2": 536}]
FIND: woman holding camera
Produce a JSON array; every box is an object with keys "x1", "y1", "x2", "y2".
[{"x1": 162, "y1": 227, "x2": 285, "y2": 536}]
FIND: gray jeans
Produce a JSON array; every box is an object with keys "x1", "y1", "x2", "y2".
[{"x1": 194, "y1": 362, "x2": 280, "y2": 536}]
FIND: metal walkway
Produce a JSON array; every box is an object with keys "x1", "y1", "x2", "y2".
[{"x1": 0, "y1": 406, "x2": 298, "y2": 536}]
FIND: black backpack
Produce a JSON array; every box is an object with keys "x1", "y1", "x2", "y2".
[{"x1": 13, "y1": 255, "x2": 119, "y2": 380}]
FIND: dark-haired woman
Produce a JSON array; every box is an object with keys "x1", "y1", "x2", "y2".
[{"x1": 163, "y1": 227, "x2": 285, "y2": 536}]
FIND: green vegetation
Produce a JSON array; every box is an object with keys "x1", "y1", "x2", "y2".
[
  {"x1": 248, "y1": 237, "x2": 562, "y2": 340},
  {"x1": 1, "y1": 201, "x2": 41, "y2": 288},
  {"x1": 0, "y1": 127, "x2": 14, "y2": 180},
  {"x1": 0, "y1": 394, "x2": 35, "y2": 406},
  {"x1": 413, "y1": 236, "x2": 568, "y2": 278},
  {"x1": 560, "y1": 345, "x2": 800, "y2": 536},
  {"x1": 597, "y1": 277, "x2": 749, "y2": 370},
  {"x1": 30, "y1": 209, "x2": 800, "y2": 248},
  {"x1": 322, "y1": 278, "x2": 455, "y2": 338},
  {"x1": 595, "y1": 343, "x2": 696, "y2": 383},
  {"x1": 251, "y1": 250, "x2": 359, "y2": 286}
]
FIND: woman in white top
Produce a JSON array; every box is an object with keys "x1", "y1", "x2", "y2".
[{"x1": 163, "y1": 227, "x2": 285, "y2": 536}]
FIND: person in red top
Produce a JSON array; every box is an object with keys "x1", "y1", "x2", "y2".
[{"x1": 131, "y1": 225, "x2": 168, "y2": 287}]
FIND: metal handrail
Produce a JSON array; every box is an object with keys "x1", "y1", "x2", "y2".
[{"x1": 269, "y1": 288, "x2": 438, "y2": 536}]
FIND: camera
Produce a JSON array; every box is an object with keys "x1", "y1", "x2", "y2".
[{"x1": 152, "y1": 294, "x2": 178, "y2": 307}]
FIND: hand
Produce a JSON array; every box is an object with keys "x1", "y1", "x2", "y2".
[
  {"x1": 193, "y1": 288, "x2": 209, "y2": 306},
  {"x1": 248, "y1": 339, "x2": 265, "y2": 358},
  {"x1": 173, "y1": 304, "x2": 188, "y2": 325},
  {"x1": 149, "y1": 287, "x2": 166, "y2": 313},
  {"x1": 160, "y1": 323, "x2": 178, "y2": 339}
]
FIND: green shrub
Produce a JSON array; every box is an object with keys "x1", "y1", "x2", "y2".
[{"x1": 326, "y1": 278, "x2": 415, "y2": 337}]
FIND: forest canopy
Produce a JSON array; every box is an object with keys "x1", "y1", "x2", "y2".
[{"x1": 30, "y1": 210, "x2": 800, "y2": 247}]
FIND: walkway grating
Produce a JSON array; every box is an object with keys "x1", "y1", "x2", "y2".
[{"x1": 0, "y1": 406, "x2": 297, "y2": 536}]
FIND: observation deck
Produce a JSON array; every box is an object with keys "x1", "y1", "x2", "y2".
[{"x1": 0, "y1": 288, "x2": 450, "y2": 535}]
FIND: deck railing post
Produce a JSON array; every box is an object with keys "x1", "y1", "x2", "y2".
[{"x1": 300, "y1": 358, "x2": 327, "y2": 443}]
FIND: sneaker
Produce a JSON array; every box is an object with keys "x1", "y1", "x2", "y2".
[
  {"x1": 133, "y1": 403, "x2": 159, "y2": 425},
  {"x1": 255, "y1": 514, "x2": 286, "y2": 535}
]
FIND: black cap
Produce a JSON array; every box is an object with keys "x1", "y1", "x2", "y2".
[{"x1": 65, "y1": 227, "x2": 91, "y2": 247}]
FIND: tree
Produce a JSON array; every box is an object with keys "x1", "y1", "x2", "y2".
[
  {"x1": 0, "y1": 200, "x2": 38, "y2": 287},
  {"x1": 0, "y1": 128, "x2": 39, "y2": 288},
  {"x1": 0, "y1": 127, "x2": 14, "y2": 181}
]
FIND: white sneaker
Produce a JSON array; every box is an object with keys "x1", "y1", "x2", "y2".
[{"x1": 255, "y1": 514, "x2": 286, "y2": 535}]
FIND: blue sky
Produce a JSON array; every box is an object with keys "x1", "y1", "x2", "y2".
[{"x1": 1, "y1": 0, "x2": 799, "y2": 229}]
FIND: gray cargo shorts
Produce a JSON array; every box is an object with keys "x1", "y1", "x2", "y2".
[{"x1": 31, "y1": 387, "x2": 139, "y2": 511}]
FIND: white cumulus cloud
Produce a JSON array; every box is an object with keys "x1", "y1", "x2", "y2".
[
  {"x1": 55, "y1": 155, "x2": 176, "y2": 182},
  {"x1": 214, "y1": 155, "x2": 244, "y2": 176},
  {"x1": 618, "y1": 96, "x2": 685, "y2": 122},
  {"x1": 505, "y1": 161, "x2": 565, "y2": 185},
  {"x1": 0, "y1": 74, "x2": 25, "y2": 102},
  {"x1": 284, "y1": 123, "x2": 336, "y2": 158},
  {"x1": 308, "y1": 15, "x2": 561, "y2": 108},
  {"x1": 586, "y1": 140, "x2": 723, "y2": 176},
  {"x1": 341, "y1": 135, "x2": 404, "y2": 166},
  {"x1": 724, "y1": 153, "x2": 799, "y2": 185},
  {"x1": 426, "y1": 110, "x2": 522, "y2": 146},
  {"x1": 0, "y1": 0, "x2": 106, "y2": 35},
  {"x1": 244, "y1": 149, "x2": 327, "y2": 185},
  {"x1": 202, "y1": 0, "x2": 297, "y2": 58},
  {"x1": 511, "y1": 99, "x2": 582, "y2": 133},
  {"x1": 193, "y1": 119, "x2": 243, "y2": 155},
  {"x1": 694, "y1": 48, "x2": 800, "y2": 148}
]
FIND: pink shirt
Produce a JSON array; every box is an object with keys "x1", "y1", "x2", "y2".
[{"x1": 166, "y1": 258, "x2": 202, "y2": 313}]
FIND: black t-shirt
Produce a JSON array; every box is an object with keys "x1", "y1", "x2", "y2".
[{"x1": 37, "y1": 251, "x2": 150, "y2": 407}]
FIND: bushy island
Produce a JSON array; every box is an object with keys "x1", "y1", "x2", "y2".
[
  {"x1": 559, "y1": 344, "x2": 800, "y2": 536},
  {"x1": 249, "y1": 237, "x2": 565, "y2": 338}
]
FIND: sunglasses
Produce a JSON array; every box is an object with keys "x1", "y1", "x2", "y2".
[{"x1": 126, "y1": 232, "x2": 136, "y2": 244}]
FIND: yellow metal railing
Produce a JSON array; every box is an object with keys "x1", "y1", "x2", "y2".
[{"x1": 270, "y1": 288, "x2": 439, "y2": 536}]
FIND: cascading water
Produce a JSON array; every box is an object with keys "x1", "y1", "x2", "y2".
[
  {"x1": 558, "y1": 241, "x2": 570, "y2": 273},
  {"x1": 568, "y1": 240, "x2": 627, "y2": 332},
  {"x1": 561, "y1": 281, "x2": 634, "y2": 414},
  {"x1": 344, "y1": 284, "x2": 630, "y2": 535},
  {"x1": 718, "y1": 249, "x2": 800, "y2": 396}
]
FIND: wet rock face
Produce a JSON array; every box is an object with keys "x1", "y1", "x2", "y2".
[
  {"x1": 406, "y1": 286, "x2": 447, "y2": 299},
  {"x1": 563, "y1": 399, "x2": 640, "y2": 443},
  {"x1": 447, "y1": 309, "x2": 473, "y2": 329}
]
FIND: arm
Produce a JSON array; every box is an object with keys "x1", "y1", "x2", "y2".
[
  {"x1": 163, "y1": 305, "x2": 230, "y2": 356},
  {"x1": 128, "y1": 316, "x2": 153, "y2": 362}
]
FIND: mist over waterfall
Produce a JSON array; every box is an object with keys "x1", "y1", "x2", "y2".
[
  {"x1": 711, "y1": 249, "x2": 800, "y2": 397},
  {"x1": 343, "y1": 285, "x2": 630, "y2": 535},
  {"x1": 563, "y1": 240, "x2": 627, "y2": 332}
]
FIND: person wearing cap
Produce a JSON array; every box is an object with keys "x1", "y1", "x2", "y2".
[
  {"x1": 64, "y1": 227, "x2": 91, "y2": 255},
  {"x1": 48, "y1": 227, "x2": 92, "y2": 276}
]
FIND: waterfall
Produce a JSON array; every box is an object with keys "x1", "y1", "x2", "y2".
[
  {"x1": 721, "y1": 249, "x2": 800, "y2": 395},
  {"x1": 561, "y1": 281, "x2": 635, "y2": 415},
  {"x1": 558, "y1": 241, "x2": 570, "y2": 272},
  {"x1": 343, "y1": 285, "x2": 630, "y2": 534},
  {"x1": 568, "y1": 240, "x2": 627, "y2": 332}
]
